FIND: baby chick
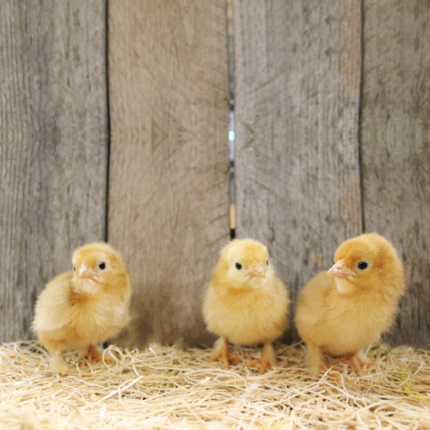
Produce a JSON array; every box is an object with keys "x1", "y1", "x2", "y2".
[
  {"x1": 33, "y1": 242, "x2": 132, "y2": 373},
  {"x1": 203, "y1": 239, "x2": 290, "y2": 374},
  {"x1": 295, "y1": 233, "x2": 406, "y2": 376}
]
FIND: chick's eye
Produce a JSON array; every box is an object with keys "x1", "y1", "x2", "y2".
[
  {"x1": 357, "y1": 261, "x2": 368, "y2": 270},
  {"x1": 235, "y1": 262, "x2": 242, "y2": 270},
  {"x1": 99, "y1": 262, "x2": 106, "y2": 270},
  {"x1": 73, "y1": 267, "x2": 76, "y2": 272},
  {"x1": 266, "y1": 260, "x2": 269, "y2": 265}
]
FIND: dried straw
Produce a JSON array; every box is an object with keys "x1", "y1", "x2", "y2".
[{"x1": 0, "y1": 340, "x2": 429, "y2": 429}]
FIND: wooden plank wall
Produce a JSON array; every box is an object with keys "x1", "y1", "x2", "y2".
[
  {"x1": 107, "y1": 0, "x2": 229, "y2": 348},
  {"x1": 234, "y1": 0, "x2": 430, "y2": 345},
  {"x1": 0, "y1": 1, "x2": 108, "y2": 341},
  {"x1": 1, "y1": 0, "x2": 429, "y2": 347},
  {"x1": 361, "y1": 0, "x2": 430, "y2": 345}
]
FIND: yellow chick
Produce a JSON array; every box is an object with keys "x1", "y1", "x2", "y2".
[
  {"x1": 295, "y1": 233, "x2": 406, "y2": 376},
  {"x1": 203, "y1": 239, "x2": 290, "y2": 374},
  {"x1": 33, "y1": 242, "x2": 132, "y2": 373}
]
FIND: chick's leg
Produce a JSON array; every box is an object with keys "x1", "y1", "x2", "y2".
[
  {"x1": 209, "y1": 337, "x2": 243, "y2": 369},
  {"x1": 46, "y1": 344, "x2": 69, "y2": 373},
  {"x1": 245, "y1": 342, "x2": 276, "y2": 375},
  {"x1": 306, "y1": 344, "x2": 342, "y2": 377},
  {"x1": 260, "y1": 342, "x2": 276, "y2": 374},
  {"x1": 306, "y1": 343, "x2": 324, "y2": 376}
]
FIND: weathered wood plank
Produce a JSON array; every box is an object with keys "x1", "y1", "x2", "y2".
[
  {"x1": 361, "y1": 0, "x2": 430, "y2": 346},
  {"x1": 108, "y1": 0, "x2": 229, "y2": 347},
  {"x1": 233, "y1": 0, "x2": 363, "y2": 341},
  {"x1": 0, "y1": 1, "x2": 108, "y2": 341}
]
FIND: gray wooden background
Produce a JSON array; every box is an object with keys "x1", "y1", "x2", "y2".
[{"x1": 1, "y1": 0, "x2": 429, "y2": 347}]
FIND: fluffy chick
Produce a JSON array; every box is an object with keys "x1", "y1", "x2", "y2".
[
  {"x1": 203, "y1": 239, "x2": 290, "y2": 374},
  {"x1": 33, "y1": 242, "x2": 132, "y2": 373},
  {"x1": 295, "y1": 233, "x2": 406, "y2": 376}
]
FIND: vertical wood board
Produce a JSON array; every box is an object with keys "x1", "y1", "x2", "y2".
[
  {"x1": 0, "y1": 1, "x2": 108, "y2": 341},
  {"x1": 233, "y1": 0, "x2": 363, "y2": 341},
  {"x1": 361, "y1": 0, "x2": 430, "y2": 345},
  {"x1": 108, "y1": 0, "x2": 230, "y2": 347}
]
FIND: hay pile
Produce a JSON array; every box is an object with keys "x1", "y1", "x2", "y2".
[{"x1": 0, "y1": 341, "x2": 429, "y2": 429}]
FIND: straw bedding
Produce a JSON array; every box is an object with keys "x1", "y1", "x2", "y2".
[{"x1": 0, "y1": 341, "x2": 429, "y2": 429}]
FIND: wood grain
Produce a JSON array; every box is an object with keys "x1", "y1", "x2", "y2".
[
  {"x1": 108, "y1": 0, "x2": 229, "y2": 347},
  {"x1": 361, "y1": 0, "x2": 430, "y2": 346},
  {"x1": 0, "y1": 1, "x2": 108, "y2": 341},
  {"x1": 233, "y1": 0, "x2": 363, "y2": 341}
]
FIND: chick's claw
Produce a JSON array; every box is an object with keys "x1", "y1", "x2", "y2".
[
  {"x1": 320, "y1": 361, "x2": 343, "y2": 374},
  {"x1": 333, "y1": 353, "x2": 376, "y2": 375},
  {"x1": 227, "y1": 353, "x2": 245, "y2": 361},
  {"x1": 244, "y1": 359, "x2": 272, "y2": 375},
  {"x1": 209, "y1": 351, "x2": 244, "y2": 369},
  {"x1": 78, "y1": 344, "x2": 115, "y2": 363},
  {"x1": 245, "y1": 342, "x2": 276, "y2": 374},
  {"x1": 317, "y1": 362, "x2": 344, "y2": 381},
  {"x1": 209, "y1": 337, "x2": 243, "y2": 369}
]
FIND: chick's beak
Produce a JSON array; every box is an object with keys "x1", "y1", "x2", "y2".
[
  {"x1": 327, "y1": 259, "x2": 355, "y2": 280},
  {"x1": 78, "y1": 263, "x2": 96, "y2": 281},
  {"x1": 249, "y1": 262, "x2": 265, "y2": 279}
]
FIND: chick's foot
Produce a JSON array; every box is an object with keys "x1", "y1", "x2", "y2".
[
  {"x1": 80, "y1": 344, "x2": 115, "y2": 363},
  {"x1": 316, "y1": 361, "x2": 344, "y2": 381},
  {"x1": 209, "y1": 337, "x2": 243, "y2": 369},
  {"x1": 244, "y1": 342, "x2": 275, "y2": 375},
  {"x1": 333, "y1": 352, "x2": 376, "y2": 375}
]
